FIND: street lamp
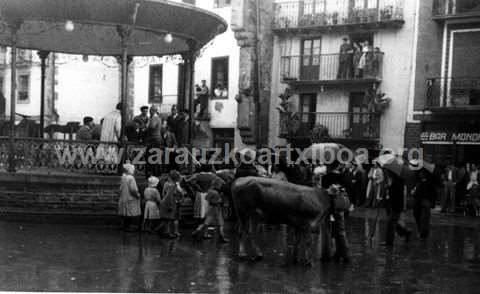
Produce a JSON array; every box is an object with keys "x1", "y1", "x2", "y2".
[
  {"x1": 164, "y1": 33, "x2": 173, "y2": 43},
  {"x1": 65, "y1": 20, "x2": 75, "y2": 32}
]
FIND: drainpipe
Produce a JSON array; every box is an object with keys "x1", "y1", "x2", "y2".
[{"x1": 254, "y1": 0, "x2": 262, "y2": 150}]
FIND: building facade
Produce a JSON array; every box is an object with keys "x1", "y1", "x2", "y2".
[
  {"x1": 0, "y1": 0, "x2": 240, "y2": 147},
  {"x1": 267, "y1": 0, "x2": 419, "y2": 152},
  {"x1": 405, "y1": 0, "x2": 480, "y2": 165}
]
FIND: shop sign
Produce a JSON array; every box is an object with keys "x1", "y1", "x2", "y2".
[{"x1": 421, "y1": 131, "x2": 480, "y2": 144}]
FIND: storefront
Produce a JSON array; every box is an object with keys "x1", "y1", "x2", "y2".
[{"x1": 420, "y1": 121, "x2": 480, "y2": 165}]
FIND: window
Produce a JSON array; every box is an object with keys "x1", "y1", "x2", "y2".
[
  {"x1": 0, "y1": 47, "x2": 6, "y2": 65},
  {"x1": 182, "y1": 0, "x2": 195, "y2": 5},
  {"x1": 149, "y1": 65, "x2": 163, "y2": 104},
  {"x1": 214, "y1": 0, "x2": 231, "y2": 8},
  {"x1": 211, "y1": 57, "x2": 229, "y2": 99},
  {"x1": 16, "y1": 49, "x2": 31, "y2": 63},
  {"x1": 18, "y1": 74, "x2": 30, "y2": 103},
  {"x1": 449, "y1": 30, "x2": 480, "y2": 106}
]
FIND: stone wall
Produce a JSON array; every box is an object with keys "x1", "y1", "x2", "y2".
[
  {"x1": 232, "y1": 0, "x2": 275, "y2": 146},
  {"x1": 0, "y1": 173, "x2": 124, "y2": 215}
]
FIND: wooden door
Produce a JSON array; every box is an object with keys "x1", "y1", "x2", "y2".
[
  {"x1": 349, "y1": 92, "x2": 369, "y2": 139},
  {"x1": 300, "y1": 94, "x2": 317, "y2": 133},
  {"x1": 300, "y1": 39, "x2": 321, "y2": 80}
]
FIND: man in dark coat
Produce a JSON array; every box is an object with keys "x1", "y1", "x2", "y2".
[
  {"x1": 133, "y1": 106, "x2": 149, "y2": 142},
  {"x1": 337, "y1": 37, "x2": 354, "y2": 79},
  {"x1": 412, "y1": 169, "x2": 436, "y2": 241},
  {"x1": 381, "y1": 170, "x2": 412, "y2": 246}
]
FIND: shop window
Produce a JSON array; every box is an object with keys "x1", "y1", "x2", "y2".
[
  {"x1": 211, "y1": 57, "x2": 229, "y2": 99},
  {"x1": 149, "y1": 65, "x2": 163, "y2": 104},
  {"x1": 17, "y1": 74, "x2": 30, "y2": 104},
  {"x1": 214, "y1": 0, "x2": 231, "y2": 8}
]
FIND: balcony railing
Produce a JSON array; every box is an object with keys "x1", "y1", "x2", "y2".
[
  {"x1": 433, "y1": 0, "x2": 480, "y2": 18},
  {"x1": 280, "y1": 112, "x2": 380, "y2": 141},
  {"x1": 426, "y1": 77, "x2": 480, "y2": 108},
  {"x1": 280, "y1": 52, "x2": 383, "y2": 83},
  {"x1": 274, "y1": 0, "x2": 404, "y2": 30}
]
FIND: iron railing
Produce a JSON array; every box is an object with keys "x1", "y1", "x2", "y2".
[
  {"x1": 280, "y1": 52, "x2": 383, "y2": 82},
  {"x1": 0, "y1": 137, "x2": 150, "y2": 175},
  {"x1": 433, "y1": 0, "x2": 480, "y2": 17},
  {"x1": 274, "y1": 0, "x2": 404, "y2": 29},
  {"x1": 426, "y1": 77, "x2": 480, "y2": 108},
  {"x1": 280, "y1": 111, "x2": 380, "y2": 140}
]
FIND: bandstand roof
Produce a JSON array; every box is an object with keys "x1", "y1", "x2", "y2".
[{"x1": 0, "y1": 0, "x2": 228, "y2": 56}]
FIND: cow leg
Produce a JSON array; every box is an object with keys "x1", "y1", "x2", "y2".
[
  {"x1": 292, "y1": 229, "x2": 302, "y2": 264},
  {"x1": 249, "y1": 219, "x2": 263, "y2": 261},
  {"x1": 238, "y1": 217, "x2": 249, "y2": 260},
  {"x1": 303, "y1": 231, "x2": 314, "y2": 267}
]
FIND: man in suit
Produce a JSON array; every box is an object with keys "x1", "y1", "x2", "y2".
[
  {"x1": 442, "y1": 161, "x2": 457, "y2": 213},
  {"x1": 145, "y1": 105, "x2": 165, "y2": 177},
  {"x1": 133, "y1": 106, "x2": 149, "y2": 142},
  {"x1": 76, "y1": 116, "x2": 94, "y2": 141}
]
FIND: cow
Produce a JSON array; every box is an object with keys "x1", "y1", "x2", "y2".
[{"x1": 231, "y1": 176, "x2": 331, "y2": 265}]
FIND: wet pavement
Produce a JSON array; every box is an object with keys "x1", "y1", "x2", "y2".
[{"x1": 1, "y1": 214, "x2": 479, "y2": 293}]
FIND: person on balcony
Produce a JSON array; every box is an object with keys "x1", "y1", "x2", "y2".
[
  {"x1": 76, "y1": 116, "x2": 94, "y2": 141},
  {"x1": 213, "y1": 81, "x2": 228, "y2": 98},
  {"x1": 356, "y1": 40, "x2": 373, "y2": 78},
  {"x1": 337, "y1": 37, "x2": 354, "y2": 80},
  {"x1": 100, "y1": 102, "x2": 122, "y2": 142}
]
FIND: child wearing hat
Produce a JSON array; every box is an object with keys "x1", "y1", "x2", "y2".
[
  {"x1": 118, "y1": 163, "x2": 141, "y2": 231},
  {"x1": 143, "y1": 176, "x2": 161, "y2": 233},
  {"x1": 160, "y1": 170, "x2": 185, "y2": 238},
  {"x1": 191, "y1": 179, "x2": 229, "y2": 243}
]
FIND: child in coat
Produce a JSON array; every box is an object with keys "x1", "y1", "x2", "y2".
[
  {"x1": 160, "y1": 170, "x2": 185, "y2": 238},
  {"x1": 191, "y1": 180, "x2": 229, "y2": 243},
  {"x1": 143, "y1": 176, "x2": 161, "y2": 233},
  {"x1": 118, "y1": 163, "x2": 141, "y2": 231}
]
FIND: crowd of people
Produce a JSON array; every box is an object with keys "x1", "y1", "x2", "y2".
[{"x1": 337, "y1": 37, "x2": 382, "y2": 80}]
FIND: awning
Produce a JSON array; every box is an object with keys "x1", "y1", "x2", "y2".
[{"x1": 0, "y1": 0, "x2": 227, "y2": 56}]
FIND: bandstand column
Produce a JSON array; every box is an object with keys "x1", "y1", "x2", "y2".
[
  {"x1": 37, "y1": 51, "x2": 50, "y2": 138},
  {"x1": 8, "y1": 23, "x2": 20, "y2": 173}
]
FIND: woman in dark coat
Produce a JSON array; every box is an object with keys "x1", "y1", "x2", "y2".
[{"x1": 412, "y1": 169, "x2": 436, "y2": 241}]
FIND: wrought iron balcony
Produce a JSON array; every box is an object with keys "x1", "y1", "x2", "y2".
[
  {"x1": 433, "y1": 0, "x2": 480, "y2": 19},
  {"x1": 425, "y1": 77, "x2": 480, "y2": 111},
  {"x1": 273, "y1": 0, "x2": 404, "y2": 32},
  {"x1": 280, "y1": 52, "x2": 383, "y2": 84},
  {"x1": 279, "y1": 111, "x2": 380, "y2": 141}
]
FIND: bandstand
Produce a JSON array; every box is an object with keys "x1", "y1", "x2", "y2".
[{"x1": 0, "y1": 0, "x2": 226, "y2": 216}]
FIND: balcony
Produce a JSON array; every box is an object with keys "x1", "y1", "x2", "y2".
[
  {"x1": 273, "y1": 0, "x2": 404, "y2": 34},
  {"x1": 433, "y1": 0, "x2": 480, "y2": 20},
  {"x1": 280, "y1": 52, "x2": 383, "y2": 86},
  {"x1": 279, "y1": 111, "x2": 380, "y2": 142},
  {"x1": 425, "y1": 77, "x2": 480, "y2": 114}
]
